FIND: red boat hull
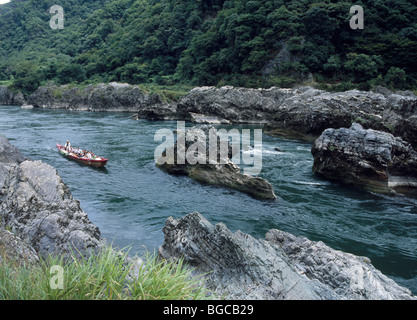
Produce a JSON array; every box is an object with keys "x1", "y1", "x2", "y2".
[{"x1": 57, "y1": 144, "x2": 108, "y2": 167}]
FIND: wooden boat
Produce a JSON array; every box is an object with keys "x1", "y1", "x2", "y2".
[{"x1": 57, "y1": 144, "x2": 108, "y2": 167}]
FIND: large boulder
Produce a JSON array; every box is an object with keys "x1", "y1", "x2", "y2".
[
  {"x1": 312, "y1": 123, "x2": 417, "y2": 194},
  {"x1": 155, "y1": 125, "x2": 277, "y2": 200},
  {"x1": 0, "y1": 135, "x2": 102, "y2": 259},
  {"x1": 159, "y1": 212, "x2": 415, "y2": 300}
]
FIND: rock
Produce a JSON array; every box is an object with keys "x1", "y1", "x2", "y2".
[
  {"x1": 0, "y1": 86, "x2": 26, "y2": 106},
  {"x1": 18, "y1": 83, "x2": 417, "y2": 148},
  {"x1": 0, "y1": 136, "x2": 102, "y2": 259},
  {"x1": 27, "y1": 82, "x2": 168, "y2": 113},
  {"x1": 0, "y1": 229, "x2": 39, "y2": 266},
  {"x1": 159, "y1": 212, "x2": 415, "y2": 300},
  {"x1": 176, "y1": 86, "x2": 417, "y2": 147},
  {"x1": 312, "y1": 123, "x2": 417, "y2": 194},
  {"x1": 155, "y1": 125, "x2": 277, "y2": 200},
  {"x1": 0, "y1": 135, "x2": 27, "y2": 164},
  {"x1": 266, "y1": 229, "x2": 415, "y2": 300},
  {"x1": 133, "y1": 102, "x2": 178, "y2": 121}
]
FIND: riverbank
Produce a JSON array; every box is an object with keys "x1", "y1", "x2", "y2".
[{"x1": 2, "y1": 82, "x2": 416, "y2": 147}]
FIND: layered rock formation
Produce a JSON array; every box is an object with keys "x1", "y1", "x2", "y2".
[
  {"x1": 159, "y1": 212, "x2": 415, "y2": 300},
  {"x1": 26, "y1": 82, "x2": 168, "y2": 113},
  {"x1": 11, "y1": 83, "x2": 417, "y2": 147},
  {"x1": 155, "y1": 125, "x2": 277, "y2": 200},
  {"x1": 175, "y1": 86, "x2": 417, "y2": 147},
  {"x1": 312, "y1": 123, "x2": 417, "y2": 194},
  {"x1": 0, "y1": 135, "x2": 102, "y2": 260}
]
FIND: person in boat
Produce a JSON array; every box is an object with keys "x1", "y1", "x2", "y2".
[{"x1": 64, "y1": 140, "x2": 71, "y2": 152}]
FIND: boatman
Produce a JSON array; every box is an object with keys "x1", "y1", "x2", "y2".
[{"x1": 64, "y1": 140, "x2": 71, "y2": 152}]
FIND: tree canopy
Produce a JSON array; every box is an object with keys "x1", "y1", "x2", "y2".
[{"x1": 0, "y1": 0, "x2": 416, "y2": 94}]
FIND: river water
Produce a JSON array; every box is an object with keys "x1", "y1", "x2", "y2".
[{"x1": 1, "y1": 105, "x2": 416, "y2": 294}]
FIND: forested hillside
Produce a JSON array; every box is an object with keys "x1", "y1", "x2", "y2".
[{"x1": 1, "y1": 0, "x2": 416, "y2": 95}]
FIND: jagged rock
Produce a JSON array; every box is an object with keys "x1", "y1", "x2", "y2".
[
  {"x1": 27, "y1": 82, "x2": 168, "y2": 113},
  {"x1": 159, "y1": 212, "x2": 415, "y2": 300},
  {"x1": 0, "y1": 85, "x2": 25, "y2": 106},
  {"x1": 176, "y1": 86, "x2": 417, "y2": 147},
  {"x1": 0, "y1": 135, "x2": 27, "y2": 164},
  {"x1": 266, "y1": 229, "x2": 414, "y2": 300},
  {"x1": 312, "y1": 123, "x2": 417, "y2": 194},
  {"x1": 0, "y1": 229, "x2": 39, "y2": 265},
  {"x1": 0, "y1": 136, "x2": 102, "y2": 259},
  {"x1": 20, "y1": 83, "x2": 417, "y2": 147},
  {"x1": 155, "y1": 125, "x2": 277, "y2": 200}
]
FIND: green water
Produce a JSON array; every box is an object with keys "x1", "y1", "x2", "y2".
[{"x1": 1, "y1": 105, "x2": 416, "y2": 294}]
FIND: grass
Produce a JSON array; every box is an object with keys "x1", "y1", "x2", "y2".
[
  {"x1": 138, "y1": 83, "x2": 194, "y2": 103},
  {"x1": 0, "y1": 246, "x2": 211, "y2": 300}
]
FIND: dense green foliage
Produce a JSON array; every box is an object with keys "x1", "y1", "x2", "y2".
[{"x1": 0, "y1": 0, "x2": 416, "y2": 94}]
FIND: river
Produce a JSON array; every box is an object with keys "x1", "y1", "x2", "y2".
[{"x1": 1, "y1": 105, "x2": 416, "y2": 294}]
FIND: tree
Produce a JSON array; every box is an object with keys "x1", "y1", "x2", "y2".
[
  {"x1": 12, "y1": 60, "x2": 42, "y2": 94},
  {"x1": 385, "y1": 67, "x2": 407, "y2": 90},
  {"x1": 344, "y1": 54, "x2": 381, "y2": 83}
]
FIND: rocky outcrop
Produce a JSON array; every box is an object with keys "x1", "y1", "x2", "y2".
[
  {"x1": 312, "y1": 123, "x2": 417, "y2": 194},
  {"x1": 0, "y1": 229, "x2": 40, "y2": 266},
  {"x1": 175, "y1": 86, "x2": 417, "y2": 147},
  {"x1": 155, "y1": 125, "x2": 277, "y2": 200},
  {"x1": 27, "y1": 82, "x2": 169, "y2": 114},
  {"x1": 159, "y1": 212, "x2": 415, "y2": 300},
  {"x1": 0, "y1": 135, "x2": 102, "y2": 260},
  {"x1": 18, "y1": 83, "x2": 417, "y2": 148},
  {"x1": 0, "y1": 85, "x2": 25, "y2": 106}
]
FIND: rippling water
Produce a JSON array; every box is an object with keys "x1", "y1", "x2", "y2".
[{"x1": 1, "y1": 105, "x2": 416, "y2": 294}]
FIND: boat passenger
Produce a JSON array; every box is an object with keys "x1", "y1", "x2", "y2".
[{"x1": 64, "y1": 140, "x2": 71, "y2": 151}]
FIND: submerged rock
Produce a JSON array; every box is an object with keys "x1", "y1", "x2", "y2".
[
  {"x1": 312, "y1": 123, "x2": 417, "y2": 194},
  {"x1": 0, "y1": 135, "x2": 102, "y2": 259},
  {"x1": 155, "y1": 125, "x2": 277, "y2": 200},
  {"x1": 159, "y1": 212, "x2": 415, "y2": 300}
]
